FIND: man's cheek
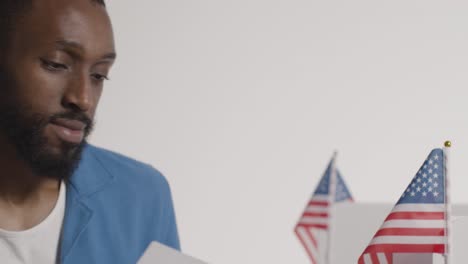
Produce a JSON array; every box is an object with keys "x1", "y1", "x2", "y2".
[{"x1": 21, "y1": 63, "x2": 66, "y2": 105}]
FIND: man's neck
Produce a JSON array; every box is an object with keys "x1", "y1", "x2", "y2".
[{"x1": 0, "y1": 139, "x2": 61, "y2": 231}]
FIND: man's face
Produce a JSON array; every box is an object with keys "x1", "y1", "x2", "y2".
[{"x1": 0, "y1": 0, "x2": 115, "y2": 180}]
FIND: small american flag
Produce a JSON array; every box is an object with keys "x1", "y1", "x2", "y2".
[
  {"x1": 295, "y1": 158, "x2": 353, "y2": 264},
  {"x1": 358, "y1": 149, "x2": 447, "y2": 264}
]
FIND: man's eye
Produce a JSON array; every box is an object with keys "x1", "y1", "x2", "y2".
[
  {"x1": 91, "y1": 73, "x2": 109, "y2": 82},
  {"x1": 40, "y1": 59, "x2": 68, "y2": 71}
]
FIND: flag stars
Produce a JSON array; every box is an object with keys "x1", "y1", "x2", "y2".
[{"x1": 396, "y1": 151, "x2": 444, "y2": 204}]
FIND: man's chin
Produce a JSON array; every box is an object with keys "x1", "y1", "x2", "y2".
[
  {"x1": 29, "y1": 140, "x2": 87, "y2": 181},
  {"x1": 49, "y1": 139, "x2": 83, "y2": 156}
]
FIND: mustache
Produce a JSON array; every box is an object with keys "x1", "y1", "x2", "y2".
[{"x1": 48, "y1": 111, "x2": 94, "y2": 135}]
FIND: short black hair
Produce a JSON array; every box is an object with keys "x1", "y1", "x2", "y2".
[{"x1": 0, "y1": 0, "x2": 106, "y2": 54}]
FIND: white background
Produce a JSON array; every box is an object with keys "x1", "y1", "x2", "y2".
[{"x1": 91, "y1": 1, "x2": 468, "y2": 263}]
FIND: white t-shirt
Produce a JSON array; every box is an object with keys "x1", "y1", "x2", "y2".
[{"x1": 0, "y1": 181, "x2": 66, "y2": 264}]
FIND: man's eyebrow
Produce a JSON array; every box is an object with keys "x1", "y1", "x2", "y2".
[
  {"x1": 101, "y1": 52, "x2": 117, "y2": 61},
  {"x1": 55, "y1": 39, "x2": 83, "y2": 51},
  {"x1": 54, "y1": 39, "x2": 117, "y2": 61}
]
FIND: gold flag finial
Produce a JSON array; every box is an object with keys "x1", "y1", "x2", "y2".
[{"x1": 444, "y1": 140, "x2": 452, "y2": 148}]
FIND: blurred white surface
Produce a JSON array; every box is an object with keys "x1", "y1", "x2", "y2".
[{"x1": 138, "y1": 242, "x2": 207, "y2": 264}]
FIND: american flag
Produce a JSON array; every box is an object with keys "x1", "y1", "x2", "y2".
[
  {"x1": 358, "y1": 149, "x2": 447, "y2": 264},
  {"x1": 295, "y1": 159, "x2": 353, "y2": 264}
]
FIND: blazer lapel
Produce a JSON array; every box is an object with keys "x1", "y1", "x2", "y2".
[
  {"x1": 59, "y1": 145, "x2": 114, "y2": 263},
  {"x1": 59, "y1": 186, "x2": 92, "y2": 263}
]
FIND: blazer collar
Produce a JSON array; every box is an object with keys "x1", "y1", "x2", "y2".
[{"x1": 67, "y1": 144, "x2": 114, "y2": 198}]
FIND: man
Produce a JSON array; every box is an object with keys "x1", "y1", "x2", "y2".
[{"x1": 0, "y1": 1, "x2": 180, "y2": 263}]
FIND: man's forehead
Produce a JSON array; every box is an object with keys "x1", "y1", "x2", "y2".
[
  {"x1": 28, "y1": 0, "x2": 109, "y2": 28},
  {"x1": 16, "y1": 0, "x2": 115, "y2": 56}
]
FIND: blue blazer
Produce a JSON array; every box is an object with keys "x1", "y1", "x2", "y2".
[{"x1": 59, "y1": 145, "x2": 180, "y2": 264}]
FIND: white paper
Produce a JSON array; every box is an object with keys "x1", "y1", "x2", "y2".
[{"x1": 138, "y1": 242, "x2": 208, "y2": 264}]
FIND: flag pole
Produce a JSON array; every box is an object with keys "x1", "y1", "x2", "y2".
[
  {"x1": 443, "y1": 141, "x2": 452, "y2": 264},
  {"x1": 326, "y1": 151, "x2": 338, "y2": 264}
]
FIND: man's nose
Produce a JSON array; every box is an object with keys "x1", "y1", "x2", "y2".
[{"x1": 62, "y1": 73, "x2": 93, "y2": 112}]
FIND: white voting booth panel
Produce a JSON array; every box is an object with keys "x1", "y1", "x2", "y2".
[
  {"x1": 329, "y1": 203, "x2": 468, "y2": 264},
  {"x1": 451, "y1": 216, "x2": 468, "y2": 264}
]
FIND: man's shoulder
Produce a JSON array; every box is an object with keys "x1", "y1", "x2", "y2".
[
  {"x1": 82, "y1": 144, "x2": 170, "y2": 192},
  {"x1": 69, "y1": 144, "x2": 181, "y2": 253}
]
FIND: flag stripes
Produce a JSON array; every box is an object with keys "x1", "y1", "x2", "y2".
[
  {"x1": 360, "y1": 204, "x2": 446, "y2": 264},
  {"x1": 358, "y1": 149, "x2": 447, "y2": 264},
  {"x1": 380, "y1": 219, "x2": 444, "y2": 229},
  {"x1": 295, "y1": 226, "x2": 318, "y2": 264},
  {"x1": 296, "y1": 195, "x2": 329, "y2": 263},
  {"x1": 295, "y1": 158, "x2": 353, "y2": 264},
  {"x1": 359, "y1": 253, "x2": 392, "y2": 264},
  {"x1": 374, "y1": 228, "x2": 444, "y2": 237},
  {"x1": 385, "y1": 212, "x2": 444, "y2": 220},
  {"x1": 362, "y1": 244, "x2": 445, "y2": 253}
]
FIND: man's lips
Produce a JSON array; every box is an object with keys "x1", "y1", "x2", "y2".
[
  {"x1": 49, "y1": 118, "x2": 87, "y2": 144},
  {"x1": 52, "y1": 118, "x2": 87, "y2": 130}
]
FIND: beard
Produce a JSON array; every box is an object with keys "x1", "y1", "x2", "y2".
[
  {"x1": 0, "y1": 108, "x2": 94, "y2": 181},
  {"x1": 0, "y1": 72, "x2": 94, "y2": 181}
]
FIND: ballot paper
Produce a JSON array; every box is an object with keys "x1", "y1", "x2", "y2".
[{"x1": 138, "y1": 242, "x2": 207, "y2": 264}]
